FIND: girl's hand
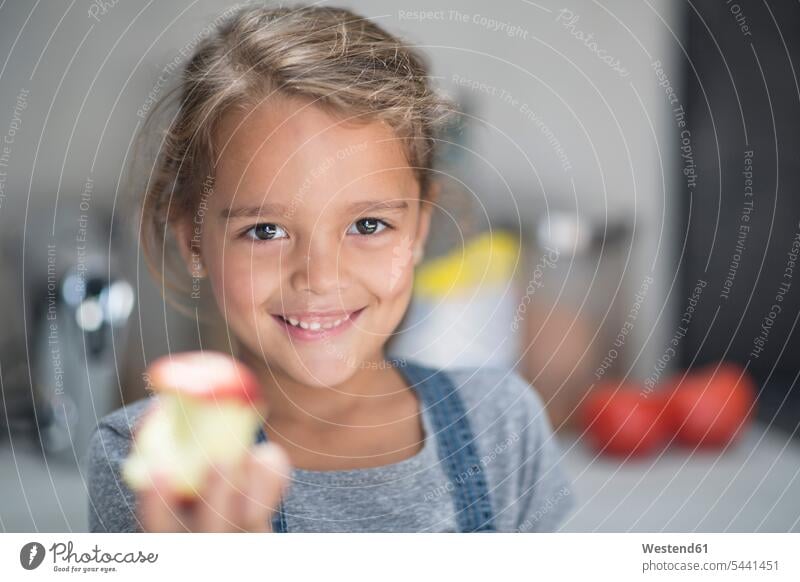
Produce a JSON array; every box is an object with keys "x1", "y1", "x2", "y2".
[{"x1": 138, "y1": 442, "x2": 290, "y2": 532}]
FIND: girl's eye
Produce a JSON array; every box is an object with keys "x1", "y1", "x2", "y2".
[
  {"x1": 243, "y1": 223, "x2": 288, "y2": 241},
  {"x1": 347, "y1": 217, "x2": 391, "y2": 236}
]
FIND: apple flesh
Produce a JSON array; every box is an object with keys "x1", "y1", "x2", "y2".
[{"x1": 122, "y1": 351, "x2": 264, "y2": 498}]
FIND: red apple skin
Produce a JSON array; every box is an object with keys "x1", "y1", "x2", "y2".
[
  {"x1": 580, "y1": 383, "x2": 670, "y2": 457},
  {"x1": 664, "y1": 362, "x2": 756, "y2": 448},
  {"x1": 147, "y1": 351, "x2": 263, "y2": 404}
]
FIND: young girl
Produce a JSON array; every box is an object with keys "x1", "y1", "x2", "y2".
[{"x1": 86, "y1": 3, "x2": 575, "y2": 533}]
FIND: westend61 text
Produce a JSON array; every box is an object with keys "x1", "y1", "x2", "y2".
[{"x1": 642, "y1": 543, "x2": 708, "y2": 554}]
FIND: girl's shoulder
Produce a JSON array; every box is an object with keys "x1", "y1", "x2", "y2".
[
  {"x1": 401, "y1": 358, "x2": 552, "y2": 438},
  {"x1": 430, "y1": 362, "x2": 575, "y2": 531},
  {"x1": 95, "y1": 396, "x2": 155, "y2": 440},
  {"x1": 85, "y1": 397, "x2": 155, "y2": 532},
  {"x1": 444, "y1": 364, "x2": 550, "y2": 433}
]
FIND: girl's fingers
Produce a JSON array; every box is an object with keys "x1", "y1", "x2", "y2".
[
  {"x1": 138, "y1": 474, "x2": 184, "y2": 532},
  {"x1": 242, "y1": 443, "x2": 291, "y2": 532},
  {"x1": 196, "y1": 461, "x2": 240, "y2": 532},
  {"x1": 140, "y1": 445, "x2": 292, "y2": 533}
]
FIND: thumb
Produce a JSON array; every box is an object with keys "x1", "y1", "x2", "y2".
[{"x1": 247, "y1": 442, "x2": 291, "y2": 510}]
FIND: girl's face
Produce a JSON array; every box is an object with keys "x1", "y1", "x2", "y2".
[{"x1": 178, "y1": 97, "x2": 432, "y2": 388}]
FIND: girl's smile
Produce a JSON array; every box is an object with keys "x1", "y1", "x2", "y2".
[{"x1": 271, "y1": 306, "x2": 367, "y2": 342}]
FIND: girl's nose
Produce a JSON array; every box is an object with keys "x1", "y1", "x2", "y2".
[{"x1": 289, "y1": 238, "x2": 347, "y2": 295}]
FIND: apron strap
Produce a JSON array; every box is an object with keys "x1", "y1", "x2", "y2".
[
  {"x1": 254, "y1": 359, "x2": 496, "y2": 532},
  {"x1": 395, "y1": 359, "x2": 496, "y2": 532},
  {"x1": 254, "y1": 427, "x2": 288, "y2": 533}
]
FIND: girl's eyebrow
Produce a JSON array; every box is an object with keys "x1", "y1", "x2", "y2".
[
  {"x1": 220, "y1": 199, "x2": 409, "y2": 220},
  {"x1": 348, "y1": 199, "x2": 409, "y2": 213},
  {"x1": 220, "y1": 202, "x2": 288, "y2": 219}
]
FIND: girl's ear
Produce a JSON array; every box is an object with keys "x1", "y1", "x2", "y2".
[{"x1": 173, "y1": 219, "x2": 207, "y2": 278}]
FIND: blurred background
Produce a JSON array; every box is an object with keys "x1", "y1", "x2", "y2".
[{"x1": 1, "y1": 0, "x2": 799, "y2": 532}]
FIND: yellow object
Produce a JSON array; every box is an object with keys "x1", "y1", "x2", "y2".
[{"x1": 414, "y1": 230, "x2": 520, "y2": 299}]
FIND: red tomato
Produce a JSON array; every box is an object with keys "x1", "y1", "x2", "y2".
[
  {"x1": 580, "y1": 383, "x2": 669, "y2": 457},
  {"x1": 664, "y1": 362, "x2": 756, "y2": 448}
]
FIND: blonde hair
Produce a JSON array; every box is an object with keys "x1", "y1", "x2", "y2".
[{"x1": 137, "y1": 2, "x2": 458, "y2": 298}]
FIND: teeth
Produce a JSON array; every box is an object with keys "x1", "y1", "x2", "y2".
[{"x1": 282, "y1": 314, "x2": 350, "y2": 331}]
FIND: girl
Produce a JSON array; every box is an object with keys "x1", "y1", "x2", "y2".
[{"x1": 86, "y1": 3, "x2": 575, "y2": 533}]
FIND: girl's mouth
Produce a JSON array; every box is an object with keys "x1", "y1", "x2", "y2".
[{"x1": 271, "y1": 307, "x2": 366, "y2": 342}]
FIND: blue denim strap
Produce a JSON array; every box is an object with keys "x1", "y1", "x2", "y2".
[
  {"x1": 394, "y1": 359, "x2": 496, "y2": 532},
  {"x1": 254, "y1": 426, "x2": 288, "y2": 533},
  {"x1": 253, "y1": 358, "x2": 496, "y2": 532}
]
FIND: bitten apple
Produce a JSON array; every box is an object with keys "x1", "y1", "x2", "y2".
[{"x1": 122, "y1": 351, "x2": 265, "y2": 499}]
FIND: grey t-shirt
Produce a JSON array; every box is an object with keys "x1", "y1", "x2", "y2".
[{"x1": 85, "y1": 364, "x2": 575, "y2": 532}]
